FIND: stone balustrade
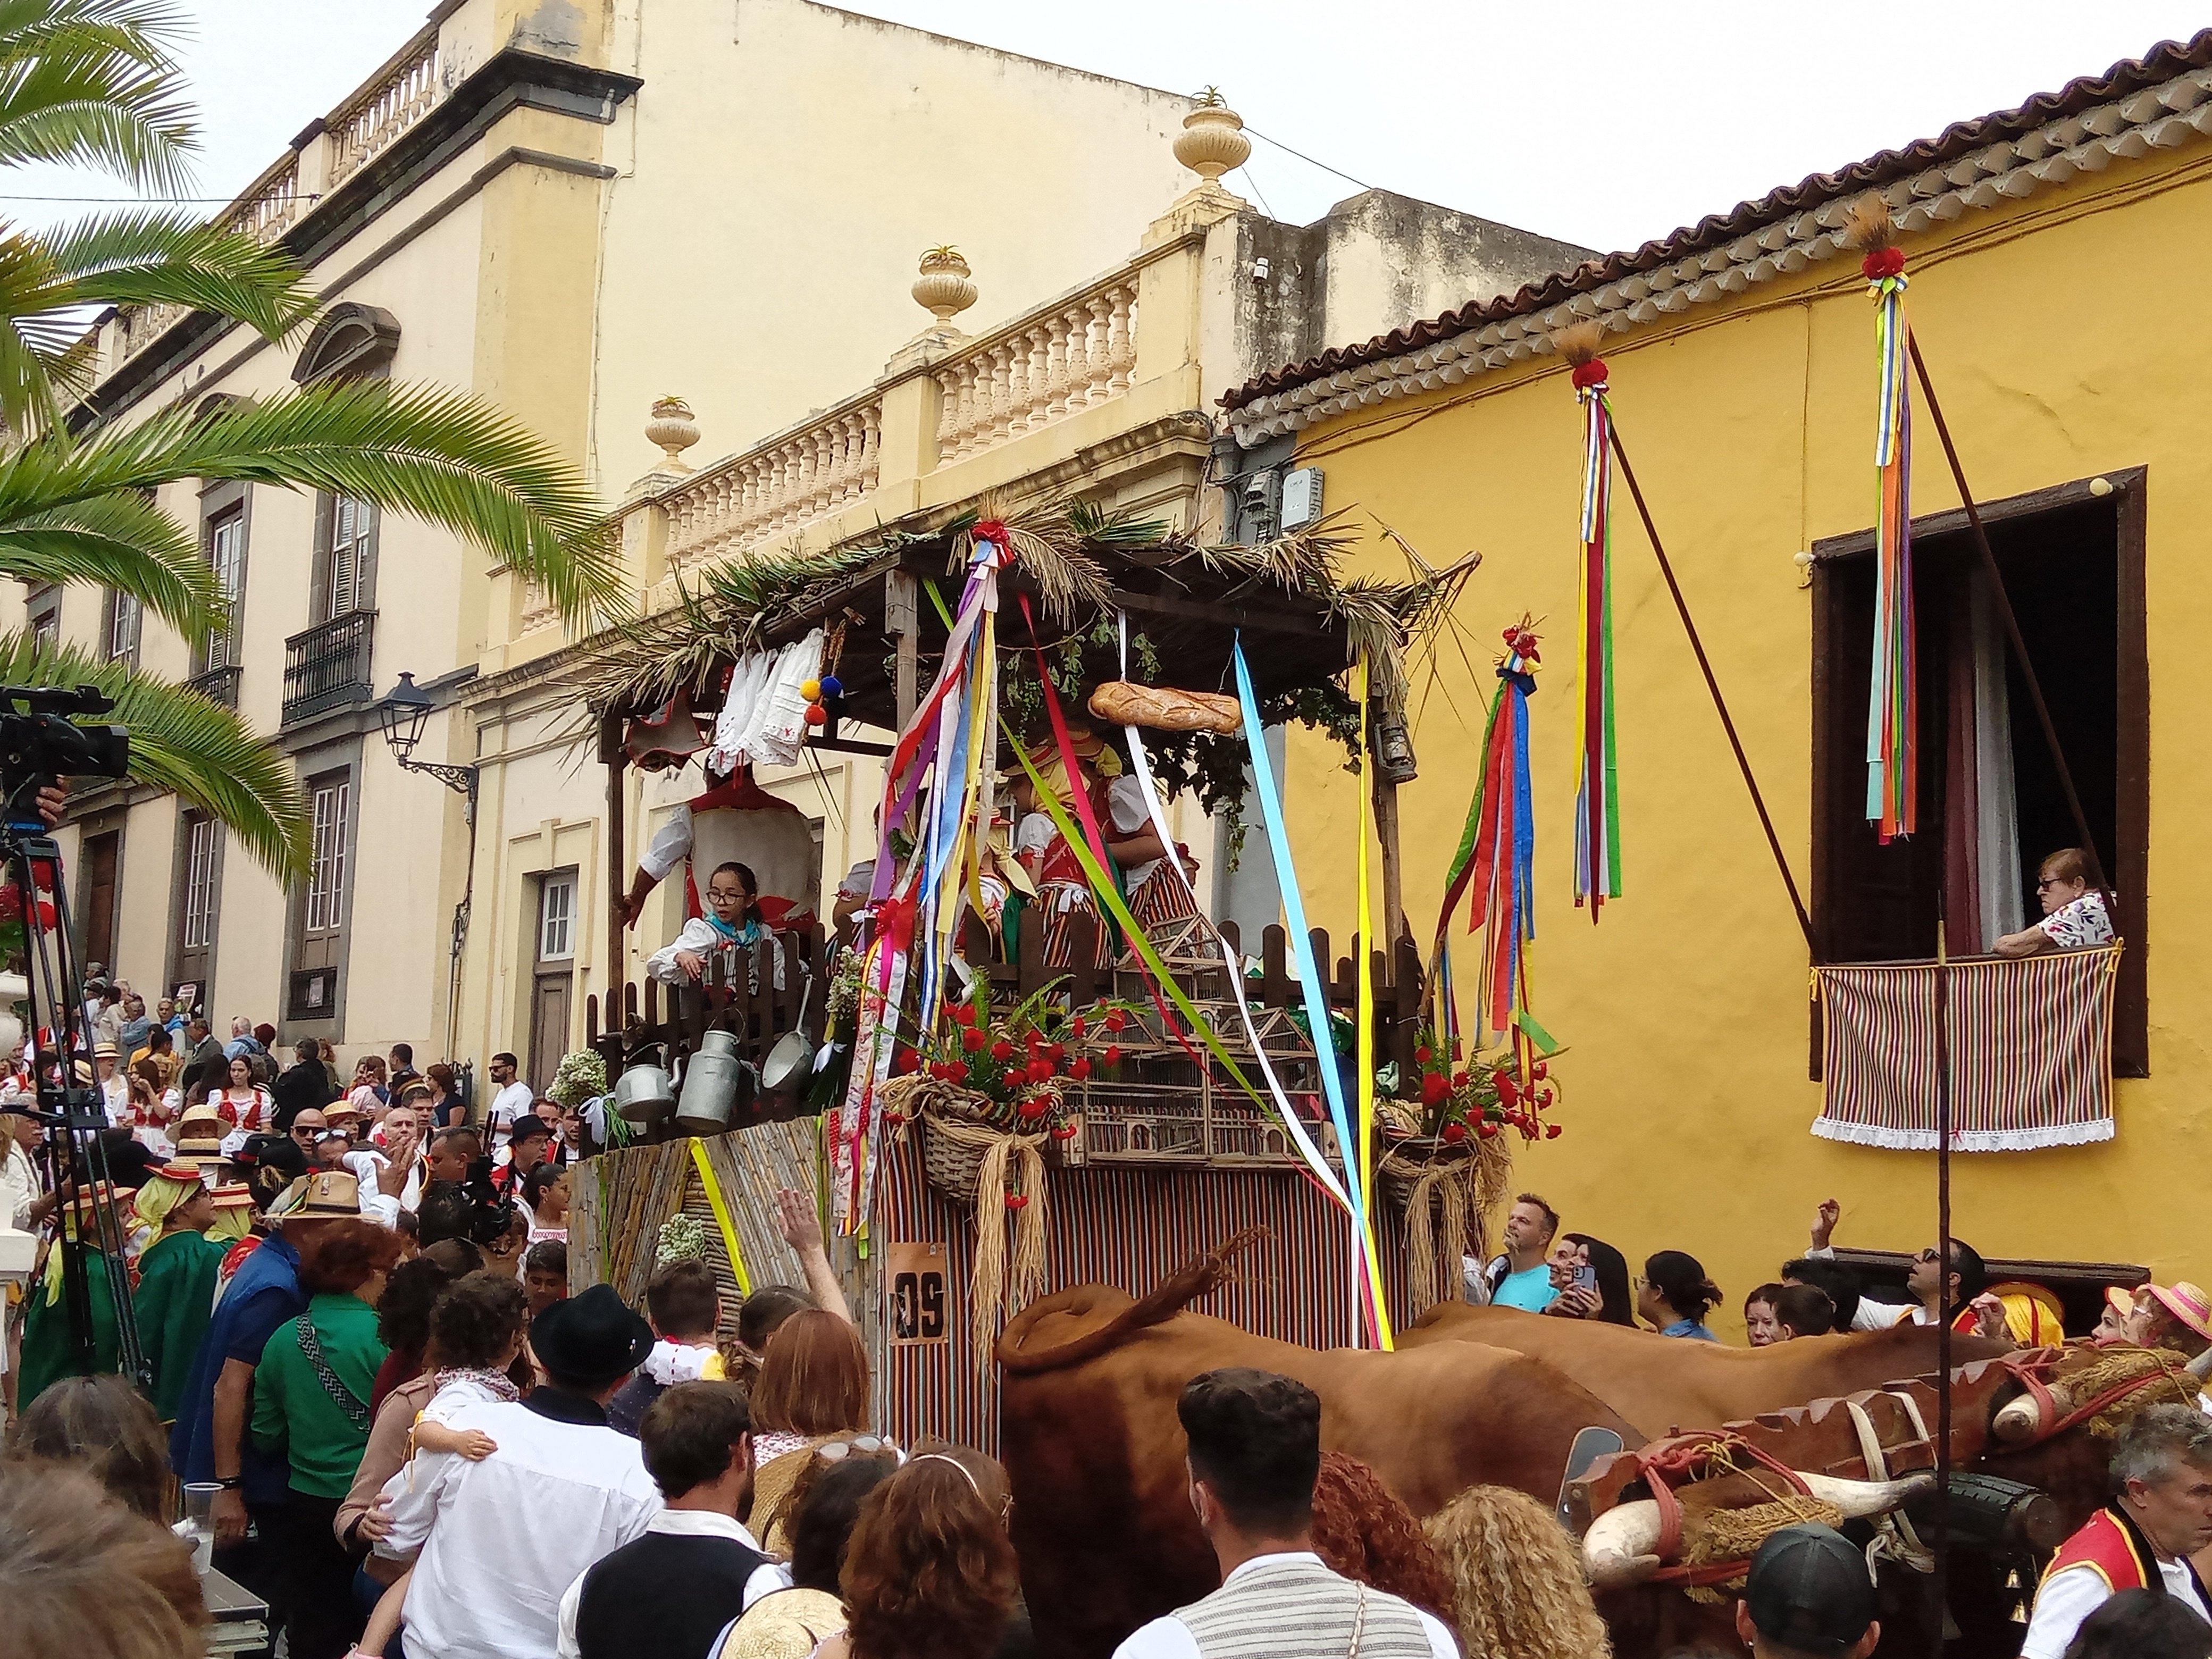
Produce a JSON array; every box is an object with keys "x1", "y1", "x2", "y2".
[
  {"x1": 933, "y1": 273, "x2": 1137, "y2": 463},
  {"x1": 226, "y1": 156, "x2": 304, "y2": 244},
  {"x1": 329, "y1": 30, "x2": 443, "y2": 187},
  {"x1": 661, "y1": 395, "x2": 885, "y2": 572}
]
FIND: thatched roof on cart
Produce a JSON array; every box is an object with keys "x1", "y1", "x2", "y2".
[{"x1": 578, "y1": 501, "x2": 1457, "y2": 734}]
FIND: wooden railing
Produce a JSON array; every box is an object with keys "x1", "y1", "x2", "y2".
[
  {"x1": 933, "y1": 271, "x2": 1137, "y2": 463},
  {"x1": 661, "y1": 393, "x2": 884, "y2": 571},
  {"x1": 281, "y1": 609, "x2": 377, "y2": 727}
]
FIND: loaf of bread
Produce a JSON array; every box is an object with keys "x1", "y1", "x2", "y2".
[{"x1": 1087, "y1": 680, "x2": 1243, "y2": 734}]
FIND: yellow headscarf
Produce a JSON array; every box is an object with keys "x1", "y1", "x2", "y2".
[
  {"x1": 204, "y1": 1206, "x2": 253, "y2": 1244},
  {"x1": 132, "y1": 1170, "x2": 203, "y2": 1234}
]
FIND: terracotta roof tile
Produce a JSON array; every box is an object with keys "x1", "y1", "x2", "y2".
[{"x1": 1220, "y1": 29, "x2": 2212, "y2": 412}]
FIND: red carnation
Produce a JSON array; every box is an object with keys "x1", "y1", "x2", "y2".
[
  {"x1": 1026, "y1": 1058, "x2": 1052, "y2": 1084},
  {"x1": 1046, "y1": 1042, "x2": 1065, "y2": 1062},
  {"x1": 1052, "y1": 1125, "x2": 1077, "y2": 1139},
  {"x1": 1531, "y1": 1060, "x2": 1548, "y2": 1080},
  {"x1": 884, "y1": 1110, "x2": 907, "y2": 1127},
  {"x1": 1545, "y1": 1122, "x2": 1563, "y2": 1139},
  {"x1": 1414, "y1": 1045, "x2": 1431, "y2": 1064},
  {"x1": 1478, "y1": 1122, "x2": 1499, "y2": 1139},
  {"x1": 1440, "y1": 1121, "x2": 1467, "y2": 1144},
  {"x1": 1003, "y1": 1068, "x2": 1025, "y2": 1090},
  {"x1": 1004, "y1": 1192, "x2": 1028, "y2": 1210},
  {"x1": 894, "y1": 1049, "x2": 919, "y2": 1074},
  {"x1": 962, "y1": 1027, "x2": 987, "y2": 1053},
  {"x1": 1103, "y1": 1044, "x2": 1121, "y2": 1066},
  {"x1": 947, "y1": 1060, "x2": 969, "y2": 1084},
  {"x1": 1103, "y1": 1010, "x2": 1127, "y2": 1034},
  {"x1": 1068, "y1": 1057, "x2": 1092, "y2": 1081},
  {"x1": 953, "y1": 1003, "x2": 976, "y2": 1027},
  {"x1": 990, "y1": 1038, "x2": 1014, "y2": 1062},
  {"x1": 1496, "y1": 1074, "x2": 1520, "y2": 1108},
  {"x1": 1071, "y1": 1013, "x2": 1087, "y2": 1038},
  {"x1": 1421, "y1": 1071, "x2": 1449, "y2": 1107},
  {"x1": 1018, "y1": 1096, "x2": 1047, "y2": 1120}
]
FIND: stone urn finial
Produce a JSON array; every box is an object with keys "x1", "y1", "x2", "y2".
[
  {"x1": 912, "y1": 246, "x2": 978, "y2": 324},
  {"x1": 645, "y1": 396, "x2": 700, "y2": 471},
  {"x1": 1174, "y1": 89, "x2": 1250, "y2": 183}
]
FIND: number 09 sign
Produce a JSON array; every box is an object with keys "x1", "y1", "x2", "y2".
[{"x1": 886, "y1": 1241, "x2": 951, "y2": 1346}]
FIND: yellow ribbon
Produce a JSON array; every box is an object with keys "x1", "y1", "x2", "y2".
[{"x1": 688, "y1": 1137, "x2": 751, "y2": 1296}]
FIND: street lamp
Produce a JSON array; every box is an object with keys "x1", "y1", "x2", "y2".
[{"x1": 375, "y1": 671, "x2": 477, "y2": 820}]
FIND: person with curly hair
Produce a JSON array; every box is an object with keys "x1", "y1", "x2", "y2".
[
  {"x1": 1307, "y1": 1452, "x2": 1454, "y2": 1622},
  {"x1": 817, "y1": 1445, "x2": 1020, "y2": 1659},
  {"x1": 250, "y1": 1217, "x2": 399, "y2": 1659},
  {"x1": 1422, "y1": 1483, "x2": 1611, "y2": 1659},
  {"x1": 1115, "y1": 1369, "x2": 1455, "y2": 1659},
  {"x1": 367, "y1": 1237, "x2": 483, "y2": 1414}
]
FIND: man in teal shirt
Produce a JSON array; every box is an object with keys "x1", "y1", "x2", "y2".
[{"x1": 1472, "y1": 1193, "x2": 1562, "y2": 1312}]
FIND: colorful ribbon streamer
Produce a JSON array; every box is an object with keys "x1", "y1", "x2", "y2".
[
  {"x1": 1351, "y1": 658, "x2": 1394, "y2": 1350},
  {"x1": 1571, "y1": 355, "x2": 1623, "y2": 916},
  {"x1": 1232, "y1": 638, "x2": 1387, "y2": 1348},
  {"x1": 688, "y1": 1136, "x2": 752, "y2": 1296},
  {"x1": 1431, "y1": 622, "x2": 1554, "y2": 1080},
  {"x1": 1864, "y1": 245, "x2": 1917, "y2": 841}
]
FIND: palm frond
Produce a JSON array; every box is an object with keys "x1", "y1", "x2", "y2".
[
  {"x1": 0, "y1": 629, "x2": 306, "y2": 879},
  {"x1": 0, "y1": 380, "x2": 628, "y2": 627},
  {"x1": 0, "y1": 0, "x2": 194, "y2": 192},
  {"x1": 37, "y1": 208, "x2": 317, "y2": 337},
  {"x1": 0, "y1": 486, "x2": 218, "y2": 634}
]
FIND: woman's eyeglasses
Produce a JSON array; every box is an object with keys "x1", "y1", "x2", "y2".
[{"x1": 817, "y1": 1434, "x2": 896, "y2": 1462}]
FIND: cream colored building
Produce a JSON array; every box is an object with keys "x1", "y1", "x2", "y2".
[
  {"x1": 35, "y1": 0, "x2": 1215, "y2": 1070},
  {"x1": 459, "y1": 110, "x2": 1589, "y2": 1082},
  {"x1": 38, "y1": 0, "x2": 1589, "y2": 1089}
]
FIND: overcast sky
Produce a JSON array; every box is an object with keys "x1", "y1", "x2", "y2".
[{"x1": 7, "y1": 2, "x2": 2206, "y2": 257}]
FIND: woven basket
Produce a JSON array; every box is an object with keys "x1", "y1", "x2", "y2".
[
  {"x1": 1377, "y1": 1136, "x2": 1476, "y2": 1218},
  {"x1": 919, "y1": 1100, "x2": 996, "y2": 1208}
]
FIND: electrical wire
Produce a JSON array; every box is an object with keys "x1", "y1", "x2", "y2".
[
  {"x1": 1245, "y1": 127, "x2": 1374, "y2": 192},
  {"x1": 0, "y1": 191, "x2": 322, "y2": 205}
]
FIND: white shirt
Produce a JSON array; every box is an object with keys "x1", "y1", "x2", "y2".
[
  {"x1": 1105, "y1": 774, "x2": 1165, "y2": 887},
  {"x1": 2020, "y1": 1552, "x2": 2210, "y2": 1658},
  {"x1": 554, "y1": 1509, "x2": 790, "y2": 1659},
  {"x1": 1, "y1": 1138, "x2": 39, "y2": 1230},
  {"x1": 640, "y1": 804, "x2": 696, "y2": 883},
  {"x1": 380, "y1": 1397, "x2": 663, "y2": 1659},
  {"x1": 646, "y1": 917, "x2": 785, "y2": 991},
  {"x1": 488, "y1": 1082, "x2": 536, "y2": 1145},
  {"x1": 1111, "y1": 1552, "x2": 1459, "y2": 1659}
]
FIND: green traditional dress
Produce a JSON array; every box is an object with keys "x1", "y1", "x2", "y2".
[
  {"x1": 133, "y1": 1226, "x2": 224, "y2": 1422},
  {"x1": 16, "y1": 1243, "x2": 121, "y2": 1407}
]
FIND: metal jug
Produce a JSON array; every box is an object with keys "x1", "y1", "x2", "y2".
[
  {"x1": 761, "y1": 975, "x2": 815, "y2": 1096},
  {"x1": 675, "y1": 1027, "x2": 757, "y2": 1135},
  {"x1": 612, "y1": 1059, "x2": 676, "y2": 1124}
]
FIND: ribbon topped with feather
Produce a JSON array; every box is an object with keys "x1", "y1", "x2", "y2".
[
  {"x1": 1851, "y1": 197, "x2": 1917, "y2": 842},
  {"x1": 1557, "y1": 326, "x2": 1622, "y2": 918}
]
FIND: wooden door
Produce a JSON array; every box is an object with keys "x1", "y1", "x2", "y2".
[
  {"x1": 82, "y1": 831, "x2": 119, "y2": 970},
  {"x1": 528, "y1": 974, "x2": 571, "y2": 1091}
]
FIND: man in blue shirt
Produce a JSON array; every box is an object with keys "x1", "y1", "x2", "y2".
[
  {"x1": 169, "y1": 1172, "x2": 359, "y2": 1624},
  {"x1": 1471, "y1": 1193, "x2": 1562, "y2": 1312}
]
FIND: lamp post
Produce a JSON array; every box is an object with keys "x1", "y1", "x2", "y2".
[
  {"x1": 378, "y1": 671, "x2": 481, "y2": 1080},
  {"x1": 375, "y1": 672, "x2": 477, "y2": 823}
]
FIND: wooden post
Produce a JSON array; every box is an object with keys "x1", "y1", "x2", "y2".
[
  {"x1": 603, "y1": 713, "x2": 628, "y2": 1019},
  {"x1": 1372, "y1": 773, "x2": 1407, "y2": 956},
  {"x1": 886, "y1": 568, "x2": 919, "y2": 728}
]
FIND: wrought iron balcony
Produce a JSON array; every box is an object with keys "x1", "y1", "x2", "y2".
[
  {"x1": 187, "y1": 663, "x2": 241, "y2": 710},
  {"x1": 282, "y1": 609, "x2": 376, "y2": 727}
]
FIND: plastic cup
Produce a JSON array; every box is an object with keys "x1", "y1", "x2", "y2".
[{"x1": 180, "y1": 1482, "x2": 220, "y2": 1574}]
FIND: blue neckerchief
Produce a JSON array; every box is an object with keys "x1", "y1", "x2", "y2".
[{"x1": 704, "y1": 912, "x2": 759, "y2": 945}]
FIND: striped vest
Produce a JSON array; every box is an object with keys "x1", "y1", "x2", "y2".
[{"x1": 1175, "y1": 1557, "x2": 1434, "y2": 1659}]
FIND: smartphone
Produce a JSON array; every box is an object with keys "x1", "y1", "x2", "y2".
[{"x1": 1571, "y1": 1263, "x2": 1598, "y2": 1296}]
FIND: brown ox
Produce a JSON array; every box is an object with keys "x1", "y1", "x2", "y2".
[
  {"x1": 1404, "y1": 1302, "x2": 2012, "y2": 1438},
  {"x1": 998, "y1": 1243, "x2": 1640, "y2": 1659}
]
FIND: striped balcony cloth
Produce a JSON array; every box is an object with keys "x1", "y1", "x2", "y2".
[{"x1": 1813, "y1": 945, "x2": 2121, "y2": 1151}]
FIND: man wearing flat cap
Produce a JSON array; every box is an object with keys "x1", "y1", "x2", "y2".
[
  {"x1": 380, "y1": 1283, "x2": 662, "y2": 1659},
  {"x1": 1737, "y1": 1523, "x2": 1882, "y2": 1659}
]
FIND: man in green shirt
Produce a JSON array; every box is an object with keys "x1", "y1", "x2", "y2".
[{"x1": 130, "y1": 1160, "x2": 224, "y2": 1423}]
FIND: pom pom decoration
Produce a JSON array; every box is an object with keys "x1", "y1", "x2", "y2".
[
  {"x1": 819, "y1": 674, "x2": 843, "y2": 698},
  {"x1": 800, "y1": 678, "x2": 823, "y2": 702},
  {"x1": 803, "y1": 702, "x2": 828, "y2": 726}
]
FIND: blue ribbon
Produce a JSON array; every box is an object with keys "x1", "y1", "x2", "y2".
[{"x1": 1233, "y1": 639, "x2": 1367, "y2": 1227}]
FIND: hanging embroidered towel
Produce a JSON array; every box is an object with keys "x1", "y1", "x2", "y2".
[
  {"x1": 707, "y1": 627, "x2": 825, "y2": 772},
  {"x1": 1813, "y1": 945, "x2": 2119, "y2": 1150}
]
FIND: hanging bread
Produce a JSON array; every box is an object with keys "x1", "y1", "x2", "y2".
[{"x1": 1087, "y1": 681, "x2": 1243, "y2": 734}]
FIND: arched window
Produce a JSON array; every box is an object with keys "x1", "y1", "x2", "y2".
[
  {"x1": 289, "y1": 303, "x2": 400, "y2": 386},
  {"x1": 290, "y1": 304, "x2": 399, "y2": 627}
]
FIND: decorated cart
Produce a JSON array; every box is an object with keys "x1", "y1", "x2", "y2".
[{"x1": 560, "y1": 500, "x2": 1560, "y2": 1443}]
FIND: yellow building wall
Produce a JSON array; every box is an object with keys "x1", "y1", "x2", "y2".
[{"x1": 1278, "y1": 148, "x2": 2212, "y2": 1335}]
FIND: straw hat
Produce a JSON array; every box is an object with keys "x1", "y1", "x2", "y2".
[
  {"x1": 269, "y1": 1168, "x2": 361, "y2": 1222},
  {"x1": 325, "y1": 1096, "x2": 364, "y2": 1125},
  {"x1": 206, "y1": 1182, "x2": 253, "y2": 1211},
  {"x1": 61, "y1": 1181, "x2": 135, "y2": 1223},
  {"x1": 2146, "y1": 1281, "x2": 2212, "y2": 1344},
  {"x1": 93, "y1": 1042, "x2": 118, "y2": 1061},
  {"x1": 149, "y1": 1159, "x2": 206, "y2": 1186},
  {"x1": 2104, "y1": 1285, "x2": 2138, "y2": 1322}
]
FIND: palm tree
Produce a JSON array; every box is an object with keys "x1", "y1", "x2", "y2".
[{"x1": 0, "y1": 1, "x2": 626, "y2": 878}]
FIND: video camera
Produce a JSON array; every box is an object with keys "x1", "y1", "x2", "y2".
[{"x1": 0, "y1": 684, "x2": 129, "y2": 807}]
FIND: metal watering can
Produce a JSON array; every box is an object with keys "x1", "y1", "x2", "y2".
[
  {"x1": 675, "y1": 1027, "x2": 757, "y2": 1135},
  {"x1": 613, "y1": 1058, "x2": 676, "y2": 1124}
]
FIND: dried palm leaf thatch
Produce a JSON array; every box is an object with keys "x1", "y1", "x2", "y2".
[
  {"x1": 948, "y1": 489, "x2": 1115, "y2": 626},
  {"x1": 1844, "y1": 192, "x2": 1899, "y2": 254}
]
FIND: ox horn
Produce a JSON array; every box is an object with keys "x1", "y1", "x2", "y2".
[
  {"x1": 2190, "y1": 1346, "x2": 2212, "y2": 1382},
  {"x1": 1581, "y1": 1473, "x2": 1929, "y2": 1590},
  {"x1": 1994, "y1": 1383, "x2": 2071, "y2": 1445}
]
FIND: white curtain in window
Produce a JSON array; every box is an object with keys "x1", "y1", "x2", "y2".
[{"x1": 1971, "y1": 573, "x2": 2024, "y2": 950}]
